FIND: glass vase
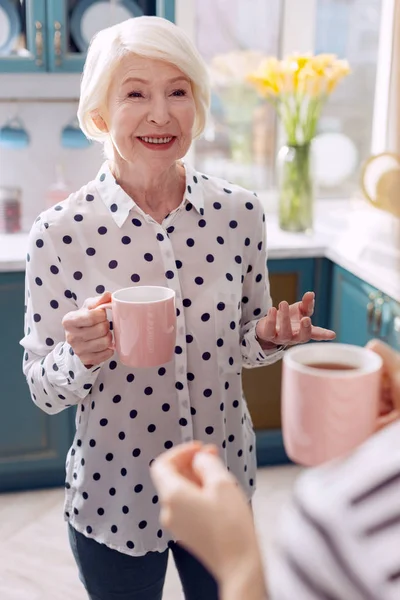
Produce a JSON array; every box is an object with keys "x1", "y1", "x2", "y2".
[{"x1": 277, "y1": 143, "x2": 315, "y2": 233}]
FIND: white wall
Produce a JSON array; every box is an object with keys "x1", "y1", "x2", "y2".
[{"x1": 0, "y1": 101, "x2": 103, "y2": 232}]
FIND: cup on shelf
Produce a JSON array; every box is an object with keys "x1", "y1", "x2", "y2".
[
  {"x1": 0, "y1": 116, "x2": 30, "y2": 149},
  {"x1": 61, "y1": 117, "x2": 92, "y2": 149}
]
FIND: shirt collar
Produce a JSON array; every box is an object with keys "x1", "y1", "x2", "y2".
[
  {"x1": 94, "y1": 162, "x2": 135, "y2": 228},
  {"x1": 95, "y1": 160, "x2": 205, "y2": 227},
  {"x1": 181, "y1": 161, "x2": 205, "y2": 215}
]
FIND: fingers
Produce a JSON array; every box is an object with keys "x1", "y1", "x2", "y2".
[
  {"x1": 65, "y1": 326, "x2": 112, "y2": 350},
  {"x1": 375, "y1": 410, "x2": 400, "y2": 432},
  {"x1": 192, "y1": 451, "x2": 236, "y2": 487},
  {"x1": 85, "y1": 291, "x2": 112, "y2": 310},
  {"x1": 309, "y1": 326, "x2": 336, "y2": 341},
  {"x1": 300, "y1": 291, "x2": 315, "y2": 317},
  {"x1": 276, "y1": 301, "x2": 293, "y2": 343},
  {"x1": 292, "y1": 317, "x2": 312, "y2": 343},
  {"x1": 155, "y1": 442, "x2": 204, "y2": 474},
  {"x1": 80, "y1": 320, "x2": 111, "y2": 342},
  {"x1": 151, "y1": 442, "x2": 203, "y2": 499},
  {"x1": 63, "y1": 306, "x2": 108, "y2": 329},
  {"x1": 292, "y1": 320, "x2": 336, "y2": 344},
  {"x1": 366, "y1": 339, "x2": 399, "y2": 372},
  {"x1": 256, "y1": 307, "x2": 278, "y2": 341},
  {"x1": 62, "y1": 292, "x2": 114, "y2": 365}
]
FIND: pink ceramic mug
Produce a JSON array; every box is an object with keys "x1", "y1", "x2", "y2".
[
  {"x1": 281, "y1": 343, "x2": 383, "y2": 466},
  {"x1": 99, "y1": 286, "x2": 176, "y2": 368}
]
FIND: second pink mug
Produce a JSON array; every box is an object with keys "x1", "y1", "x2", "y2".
[
  {"x1": 281, "y1": 343, "x2": 383, "y2": 466},
  {"x1": 99, "y1": 286, "x2": 176, "y2": 368}
]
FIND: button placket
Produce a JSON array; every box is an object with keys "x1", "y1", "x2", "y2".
[{"x1": 156, "y1": 224, "x2": 193, "y2": 444}]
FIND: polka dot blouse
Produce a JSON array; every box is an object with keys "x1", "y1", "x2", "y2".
[{"x1": 21, "y1": 161, "x2": 284, "y2": 557}]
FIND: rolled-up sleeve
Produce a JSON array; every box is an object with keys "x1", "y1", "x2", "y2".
[
  {"x1": 20, "y1": 218, "x2": 102, "y2": 414},
  {"x1": 240, "y1": 200, "x2": 284, "y2": 368}
]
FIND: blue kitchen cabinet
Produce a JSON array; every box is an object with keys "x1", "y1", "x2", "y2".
[
  {"x1": 329, "y1": 264, "x2": 400, "y2": 351},
  {"x1": 0, "y1": 1, "x2": 47, "y2": 73},
  {"x1": 46, "y1": 0, "x2": 175, "y2": 73},
  {"x1": 0, "y1": 1, "x2": 175, "y2": 73},
  {"x1": 3, "y1": 260, "x2": 398, "y2": 488},
  {"x1": 0, "y1": 271, "x2": 74, "y2": 492},
  {"x1": 244, "y1": 257, "x2": 332, "y2": 466}
]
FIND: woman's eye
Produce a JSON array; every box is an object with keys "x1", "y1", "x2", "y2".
[
  {"x1": 171, "y1": 89, "x2": 187, "y2": 97},
  {"x1": 128, "y1": 91, "x2": 143, "y2": 98}
]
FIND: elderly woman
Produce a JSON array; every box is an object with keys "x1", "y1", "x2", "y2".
[{"x1": 21, "y1": 16, "x2": 334, "y2": 600}]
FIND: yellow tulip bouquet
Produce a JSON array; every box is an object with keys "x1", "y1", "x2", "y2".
[{"x1": 248, "y1": 53, "x2": 350, "y2": 232}]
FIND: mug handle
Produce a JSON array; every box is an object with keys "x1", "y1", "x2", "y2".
[{"x1": 92, "y1": 301, "x2": 115, "y2": 350}]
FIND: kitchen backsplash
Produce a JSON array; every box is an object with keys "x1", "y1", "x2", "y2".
[{"x1": 0, "y1": 102, "x2": 103, "y2": 232}]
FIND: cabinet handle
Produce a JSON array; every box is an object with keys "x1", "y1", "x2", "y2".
[
  {"x1": 374, "y1": 308, "x2": 383, "y2": 335},
  {"x1": 54, "y1": 21, "x2": 62, "y2": 67},
  {"x1": 395, "y1": 316, "x2": 400, "y2": 333},
  {"x1": 367, "y1": 301, "x2": 375, "y2": 332},
  {"x1": 35, "y1": 21, "x2": 43, "y2": 66},
  {"x1": 373, "y1": 297, "x2": 384, "y2": 335}
]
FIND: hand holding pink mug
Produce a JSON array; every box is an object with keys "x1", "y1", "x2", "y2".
[
  {"x1": 98, "y1": 286, "x2": 176, "y2": 368},
  {"x1": 281, "y1": 343, "x2": 383, "y2": 466}
]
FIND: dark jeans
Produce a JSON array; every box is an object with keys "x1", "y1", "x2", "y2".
[{"x1": 68, "y1": 524, "x2": 219, "y2": 600}]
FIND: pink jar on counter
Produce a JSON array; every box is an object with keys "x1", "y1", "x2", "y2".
[{"x1": 0, "y1": 187, "x2": 21, "y2": 234}]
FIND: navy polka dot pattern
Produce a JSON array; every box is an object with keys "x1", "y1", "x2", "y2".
[{"x1": 21, "y1": 160, "x2": 284, "y2": 559}]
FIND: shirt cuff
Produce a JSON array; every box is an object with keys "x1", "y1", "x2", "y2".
[
  {"x1": 46, "y1": 342, "x2": 103, "y2": 399},
  {"x1": 255, "y1": 332, "x2": 287, "y2": 356}
]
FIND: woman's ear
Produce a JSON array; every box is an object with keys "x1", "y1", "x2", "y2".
[{"x1": 90, "y1": 110, "x2": 109, "y2": 133}]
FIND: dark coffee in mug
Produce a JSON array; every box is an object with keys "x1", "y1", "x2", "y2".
[{"x1": 306, "y1": 362, "x2": 358, "y2": 371}]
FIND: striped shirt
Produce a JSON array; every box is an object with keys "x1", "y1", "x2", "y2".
[{"x1": 269, "y1": 420, "x2": 400, "y2": 600}]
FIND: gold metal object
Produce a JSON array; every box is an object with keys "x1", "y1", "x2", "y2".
[
  {"x1": 54, "y1": 21, "x2": 62, "y2": 67},
  {"x1": 35, "y1": 21, "x2": 43, "y2": 66}
]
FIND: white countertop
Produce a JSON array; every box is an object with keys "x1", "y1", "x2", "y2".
[{"x1": 1, "y1": 200, "x2": 399, "y2": 303}]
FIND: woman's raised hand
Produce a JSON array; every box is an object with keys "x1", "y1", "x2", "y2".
[{"x1": 256, "y1": 291, "x2": 336, "y2": 348}]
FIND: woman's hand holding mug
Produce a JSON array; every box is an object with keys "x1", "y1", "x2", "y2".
[
  {"x1": 62, "y1": 291, "x2": 114, "y2": 368},
  {"x1": 367, "y1": 339, "x2": 400, "y2": 430}
]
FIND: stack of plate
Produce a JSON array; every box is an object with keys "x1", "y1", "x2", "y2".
[
  {"x1": 0, "y1": 0, "x2": 21, "y2": 55},
  {"x1": 70, "y1": 0, "x2": 143, "y2": 52}
]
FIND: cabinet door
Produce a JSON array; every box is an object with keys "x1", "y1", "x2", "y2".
[
  {"x1": 46, "y1": 0, "x2": 175, "y2": 73},
  {"x1": 330, "y1": 265, "x2": 379, "y2": 346},
  {"x1": 0, "y1": 0, "x2": 47, "y2": 72},
  {"x1": 242, "y1": 258, "x2": 321, "y2": 465},
  {"x1": 0, "y1": 272, "x2": 74, "y2": 492}
]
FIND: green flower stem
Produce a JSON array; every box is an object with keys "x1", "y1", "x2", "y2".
[{"x1": 278, "y1": 143, "x2": 314, "y2": 233}]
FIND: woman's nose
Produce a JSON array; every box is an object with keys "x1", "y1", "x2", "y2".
[{"x1": 147, "y1": 98, "x2": 171, "y2": 126}]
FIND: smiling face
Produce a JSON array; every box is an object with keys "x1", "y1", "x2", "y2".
[{"x1": 98, "y1": 54, "x2": 196, "y2": 171}]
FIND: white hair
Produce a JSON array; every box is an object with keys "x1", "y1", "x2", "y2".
[{"x1": 77, "y1": 16, "x2": 210, "y2": 155}]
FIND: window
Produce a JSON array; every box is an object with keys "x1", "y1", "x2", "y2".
[
  {"x1": 313, "y1": 0, "x2": 382, "y2": 197},
  {"x1": 176, "y1": 0, "x2": 383, "y2": 198},
  {"x1": 192, "y1": 0, "x2": 282, "y2": 191}
]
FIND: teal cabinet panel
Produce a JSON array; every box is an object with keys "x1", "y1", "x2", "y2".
[
  {"x1": 0, "y1": 1, "x2": 175, "y2": 73},
  {"x1": 330, "y1": 266, "x2": 376, "y2": 347},
  {"x1": 0, "y1": 1, "x2": 47, "y2": 73},
  {"x1": 255, "y1": 257, "x2": 322, "y2": 466},
  {"x1": 3, "y1": 260, "x2": 397, "y2": 482},
  {"x1": 0, "y1": 272, "x2": 74, "y2": 491},
  {"x1": 329, "y1": 265, "x2": 400, "y2": 351}
]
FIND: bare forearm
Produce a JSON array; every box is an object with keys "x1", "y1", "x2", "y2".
[{"x1": 219, "y1": 560, "x2": 268, "y2": 600}]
